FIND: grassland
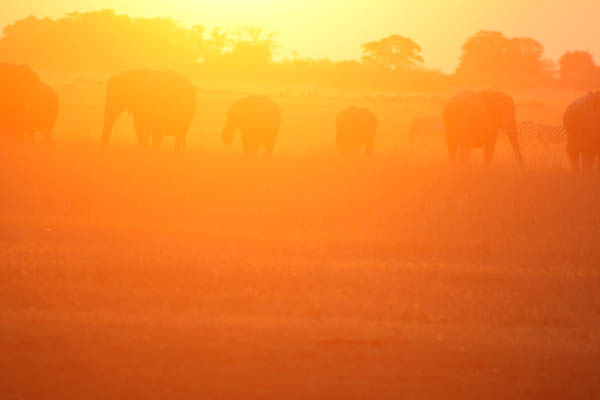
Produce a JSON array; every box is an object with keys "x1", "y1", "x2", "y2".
[{"x1": 1, "y1": 75, "x2": 599, "y2": 399}]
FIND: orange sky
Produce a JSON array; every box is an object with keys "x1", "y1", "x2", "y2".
[{"x1": 2, "y1": 0, "x2": 599, "y2": 71}]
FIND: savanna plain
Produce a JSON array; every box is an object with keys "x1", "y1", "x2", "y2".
[{"x1": 1, "y1": 74, "x2": 599, "y2": 399}]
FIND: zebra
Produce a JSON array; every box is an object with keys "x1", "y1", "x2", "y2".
[
  {"x1": 535, "y1": 123, "x2": 568, "y2": 144},
  {"x1": 409, "y1": 117, "x2": 445, "y2": 142},
  {"x1": 516, "y1": 121, "x2": 567, "y2": 144},
  {"x1": 515, "y1": 121, "x2": 540, "y2": 142}
]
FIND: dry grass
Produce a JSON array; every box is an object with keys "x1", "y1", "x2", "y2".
[{"x1": 1, "y1": 79, "x2": 599, "y2": 399}]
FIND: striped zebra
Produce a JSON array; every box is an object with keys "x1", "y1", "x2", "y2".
[
  {"x1": 516, "y1": 121, "x2": 567, "y2": 144},
  {"x1": 409, "y1": 117, "x2": 445, "y2": 142}
]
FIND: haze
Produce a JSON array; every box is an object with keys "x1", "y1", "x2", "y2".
[{"x1": 2, "y1": 0, "x2": 600, "y2": 398}]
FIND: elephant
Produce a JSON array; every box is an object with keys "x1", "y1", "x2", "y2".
[
  {"x1": 0, "y1": 63, "x2": 56, "y2": 143},
  {"x1": 335, "y1": 106, "x2": 377, "y2": 158},
  {"x1": 102, "y1": 69, "x2": 196, "y2": 151},
  {"x1": 442, "y1": 90, "x2": 523, "y2": 166},
  {"x1": 222, "y1": 96, "x2": 281, "y2": 157},
  {"x1": 563, "y1": 92, "x2": 600, "y2": 170},
  {"x1": 23, "y1": 81, "x2": 59, "y2": 145}
]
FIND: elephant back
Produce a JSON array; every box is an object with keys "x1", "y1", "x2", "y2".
[
  {"x1": 444, "y1": 90, "x2": 515, "y2": 147},
  {"x1": 0, "y1": 64, "x2": 43, "y2": 133},
  {"x1": 336, "y1": 107, "x2": 377, "y2": 132},
  {"x1": 231, "y1": 96, "x2": 281, "y2": 128},
  {"x1": 563, "y1": 92, "x2": 600, "y2": 148},
  {"x1": 336, "y1": 106, "x2": 377, "y2": 150}
]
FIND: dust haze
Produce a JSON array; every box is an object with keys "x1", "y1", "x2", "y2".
[{"x1": 1, "y1": 9, "x2": 600, "y2": 400}]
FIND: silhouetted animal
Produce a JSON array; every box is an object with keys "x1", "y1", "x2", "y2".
[
  {"x1": 24, "y1": 81, "x2": 59, "y2": 144},
  {"x1": 102, "y1": 69, "x2": 196, "y2": 151},
  {"x1": 409, "y1": 117, "x2": 444, "y2": 142},
  {"x1": 442, "y1": 90, "x2": 522, "y2": 165},
  {"x1": 222, "y1": 96, "x2": 281, "y2": 157},
  {"x1": 563, "y1": 92, "x2": 600, "y2": 170},
  {"x1": 335, "y1": 106, "x2": 377, "y2": 158},
  {"x1": 516, "y1": 121, "x2": 567, "y2": 145},
  {"x1": 0, "y1": 64, "x2": 57, "y2": 144}
]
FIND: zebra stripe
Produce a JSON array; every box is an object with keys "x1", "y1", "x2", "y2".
[
  {"x1": 535, "y1": 124, "x2": 567, "y2": 144},
  {"x1": 409, "y1": 117, "x2": 445, "y2": 141},
  {"x1": 516, "y1": 121, "x2": 540, "y2": 142},
  {"x1": 516, "y1": 121, "x2": 567, "y2": 144}
]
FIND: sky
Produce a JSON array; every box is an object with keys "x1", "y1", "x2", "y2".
[{"x1": 1, "y1": 0, "x2": 599, "y2": 72}]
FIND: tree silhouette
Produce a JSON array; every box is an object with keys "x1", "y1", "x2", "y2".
[
  {"x1": 0, "y1": 11, "x2": 278, "y2": 73},
  {"x1": 558, "y1": 51, "x2": 600, "y2": 89},
  {"x1": 361, "y1": 35, "x2": 423, "y2": 70},
  {"x1": 221, "y1": 27, "x2": 277, "y2": 68},
  {"x1": 456, "y1": 30, "x2": 554, "y2": 87}
]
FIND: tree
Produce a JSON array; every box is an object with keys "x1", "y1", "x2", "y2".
[
  {"x1": 220, "y1": 26, "x2": 277, "y2": 68},
  {"x1": 455, "y1": 30, "x2": 554, "y2": 87},
  {"x1": 361, "y1": 35, "x2": 423, "y2": 70},
  {"x1": 558, "y1": 51, "x2": 600, "y2": 88}
]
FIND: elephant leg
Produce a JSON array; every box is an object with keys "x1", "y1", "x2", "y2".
[
  {"x1": 242, "y1": 143, "x2": 259, "y2": 157},
  {"x1": 446, "y1": 137, "x2": 458, "y2": 163},
  {"x1": 566, "y1": 141, "x2": 580, "y2": 171},
  {"x1": 484, "y1": 140, "x2": 497, "y2": 165},
  {"x1": 152, "y1": 133, "x2": 164, "y2": 150},
  {"x1": 133, "y1": 115, "x2": 150, "y2": 148},
  {"x1": 365, "y1": 138, "x2": 374, "y2": 159},
  {"x1": 137, "y1": 133, "x2": 150, "y2": 148},
  {"x1": 581, "y1": 153, "x2": 594, "y2": 171},
  {"x1": 174, "y1": 135, "x2": 186, "y2": 152},
  {"x1": 42, "y1": 131, "x2": 53, "y2": 146},
  {"x1": 241, "y1": 133, "x2": 259, "y2": 157},
  {"x1": 336, "y1": 142, "x2": 346, "y2": 157},
  {"x1": 458, "y1": 146, "x2": 471, "y2": 163},
  {"x1": 264, "y1": 144, "x2": 274, "y2": 158},
  {"x1": 507, "y1": 134, "x2": 523, "y2": 167},
  {"x1": 570, "y1": 153, "x2": 580, "y2": 171}
]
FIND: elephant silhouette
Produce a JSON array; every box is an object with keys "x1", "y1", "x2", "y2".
[
  {"x1": 335, "y1": 106, "x2": 377, "y2": 158},
  {"x1": 443, "y1": 90, "x2": 523, "y2": 166},
  {"x1": 222, "y1": 96, "x2": 281, "y2": 157},
  {"x1": 563, "y1": 92, "x2": 600, "y2": 170},
  {"x1": 25, "y1": 81, "x2": 58, "y2": 145},
  {"x1": 102, "y1": 69, "x2": 196, "y2": 151},
  {"x1": 0, "y1": 63, "x2": 58, "y2": 144}
]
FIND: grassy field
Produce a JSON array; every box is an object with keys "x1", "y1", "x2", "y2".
[{"x1": 1, "y1": 76, "x2": 599, "y2": 399}]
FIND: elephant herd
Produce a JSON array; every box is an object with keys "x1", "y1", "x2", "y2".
[{"x1": 1, "y1": 63, "x2": 600, "y2": 169}]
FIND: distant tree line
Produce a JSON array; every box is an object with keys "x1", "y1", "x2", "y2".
[{"x1": 0, "y1": 10, "x2": 599, "y2": 91}]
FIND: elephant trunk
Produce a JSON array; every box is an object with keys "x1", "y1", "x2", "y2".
[
  {"x1": 101, "y1": 107, "x2": 116, "y2": 151},
  {"x1": 566, "y1": 134, "x2": 580, "y2": 170},
  {"x1": 101, "y1": 91, "x2": 125, "y2": 150},
  {"x1": 504, "y1": 116, "x2": 523, "y2": 167},
  {"x1": 222, "y1": 117, "x2": 235, "y2": 146}
]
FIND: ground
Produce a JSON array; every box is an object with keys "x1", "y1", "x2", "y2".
[{"x1": 1, "y1": 78, "x2": 599, "y2": 399}]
